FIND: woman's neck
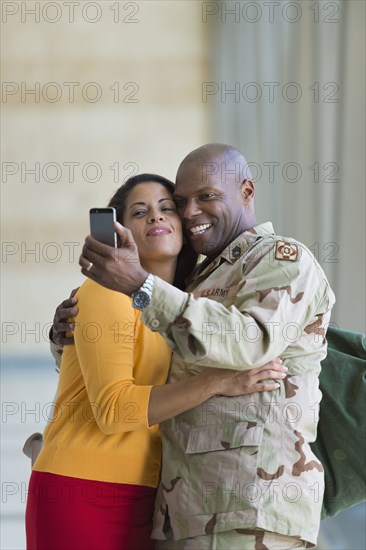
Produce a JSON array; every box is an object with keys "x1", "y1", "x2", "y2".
[{"x1": 141, "y1": 258, "x2": 177, "y2": 285}]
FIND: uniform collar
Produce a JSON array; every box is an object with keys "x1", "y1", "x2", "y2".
[
  {"x1": 190, "y1": 222, "x2": 275, "y2": 282},
  {"x1": 221, "y1": 222, "x2": 274, "y2": 264}
]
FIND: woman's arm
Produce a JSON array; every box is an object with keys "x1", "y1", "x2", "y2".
[
  {"x1": 148, "y1": 360, "x2": 287, "y2": 426},
  {"x1": 60, "y1": 281, "x2": 287, "y2": 433}
]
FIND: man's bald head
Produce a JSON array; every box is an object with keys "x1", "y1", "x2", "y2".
[{"x1": 177, "y1": 143, "x2": 253, "y2": 184}]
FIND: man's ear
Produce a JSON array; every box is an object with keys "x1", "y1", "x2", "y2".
[{"x1": 241, "y1": 179, "x2": 255, "y2": 202}]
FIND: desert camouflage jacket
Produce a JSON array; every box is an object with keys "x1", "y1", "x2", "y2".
[{"x1": 142, "y1": 223, "x2": 335, "y2": 546}]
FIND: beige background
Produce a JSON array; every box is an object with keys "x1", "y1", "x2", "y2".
[
  {"x1": 2, "y1": 1, "x2": 211, "y2": 356},
  {"x1": 2, "y1": 2, "x2": 365, "y2": 359},
  {"x1": 1, "y1": 2, "x2": 365, "y2": 549}
]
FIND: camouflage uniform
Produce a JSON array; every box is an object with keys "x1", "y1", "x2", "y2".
[{"x1": 141, "y1": 223, "x2": 335, "y2": 548}]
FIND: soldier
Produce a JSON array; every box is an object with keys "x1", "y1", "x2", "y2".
[{"x1": 80, "y1": 144, "x2": 335, "y2": 549}]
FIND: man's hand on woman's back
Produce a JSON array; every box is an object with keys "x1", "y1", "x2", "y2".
[{"x1": 50, "y1": 288, "x2": 79, "y2": 347}]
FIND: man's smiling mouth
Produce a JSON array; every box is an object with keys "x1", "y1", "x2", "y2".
[{"x1": 189, "y1": 223, "x2": 212, "y2": 235}]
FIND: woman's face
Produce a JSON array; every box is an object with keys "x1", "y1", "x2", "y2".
[{"x1": 123, "y1": 182, "x2": 183, "y2": 263}]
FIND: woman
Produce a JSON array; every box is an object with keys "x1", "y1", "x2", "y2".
[{"x1": 26, "y1": 174, "x2": 287, "y2": 550}]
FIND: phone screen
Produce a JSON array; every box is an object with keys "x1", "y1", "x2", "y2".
[{"x1": 89, "y1": 208, "x2": 117, "y2": 247}]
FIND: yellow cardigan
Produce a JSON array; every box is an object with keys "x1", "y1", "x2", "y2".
[{"x1": 34, "y1": 279, "x2": 171, "y2": 488}]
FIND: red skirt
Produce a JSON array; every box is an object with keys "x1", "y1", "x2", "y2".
[{"x1": 26, "y1": 471, "x2": 157, "y2": 550}]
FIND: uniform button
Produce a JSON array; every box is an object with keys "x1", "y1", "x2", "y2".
[
  {"x1": 334, "y1": 448, "x2": 347, "y2": 460},
  {"x1": 152, "y1": 475, "x2": 158, "y2": 483},
  {"x1": 151, "y1": 319, "x2": 160, "y2": 329},
  {"x1": 153, "y1": 463, "x2": 160, "y2": 471}
]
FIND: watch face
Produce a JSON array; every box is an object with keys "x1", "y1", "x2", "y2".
[{"x1": 132, "y1": 290, "x2": 150, "y2": 310}]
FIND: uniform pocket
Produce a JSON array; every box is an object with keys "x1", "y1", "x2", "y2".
[
  {"x1": 186, "y1": 422, "x2": 263, "y2": 453},
  {"x1": 185, "y1": 421, "x2": 264, "y2": 516}
]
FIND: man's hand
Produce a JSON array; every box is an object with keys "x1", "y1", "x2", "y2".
[
  {"x1": 79, "y1": 222, "x2": 148, "y2": 295},
  {"x1": 204, "y1": 359, "x2": 288, "y2": 397},
  {"x1": 50, "y1": 288, "x2": 79, "y2": 346}
]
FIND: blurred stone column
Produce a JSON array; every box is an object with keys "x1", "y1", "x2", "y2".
[{"x1": 207, "y1": 0, "x2": 365, "y2": 331}]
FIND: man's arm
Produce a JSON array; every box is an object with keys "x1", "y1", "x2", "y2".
[
  {"x1": 141, "y1": 245, "x2": 329, "y2": 369},
  {"x1": 79, "y1": 227, "x2": 330, "y2": 370},
  {"x1": 48, "y1": 271, "x2": 288, "y2": 413},
  {"x1": 75, "y1": 281, "x2": 288, "y2": 431}
]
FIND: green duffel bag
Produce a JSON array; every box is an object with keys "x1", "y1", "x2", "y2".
[{"x1": 311, "y1": 326, "x2": 366, "y2": 518}]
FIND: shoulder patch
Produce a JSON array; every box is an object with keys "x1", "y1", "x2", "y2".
[{"x1": 275, "y1": 240, "x2": 298, "y2": 262}]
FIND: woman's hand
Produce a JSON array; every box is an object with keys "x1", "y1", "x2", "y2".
[
  {"x1": 203, "y1": 359, "x2": 287, "y2": 397},
  {"x1": 148, "y1": 359, "x2": 287, "y2": 426},
  {"x1": 50, "y1": 288, "x2": 79, "y2": 346}
]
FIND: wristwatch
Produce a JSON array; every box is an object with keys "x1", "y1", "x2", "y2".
[{"x1": 131, "y1": 273, "x2": 155, "y2": 311}]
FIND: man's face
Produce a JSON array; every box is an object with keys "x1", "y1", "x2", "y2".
[{"x1": 174, "y1": 161, "x2": 251, "y2": 258}]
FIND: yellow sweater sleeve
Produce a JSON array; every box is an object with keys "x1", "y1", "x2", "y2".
[{"x1": 73, "y1": 279, "x2": 153, "y2": 434}]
